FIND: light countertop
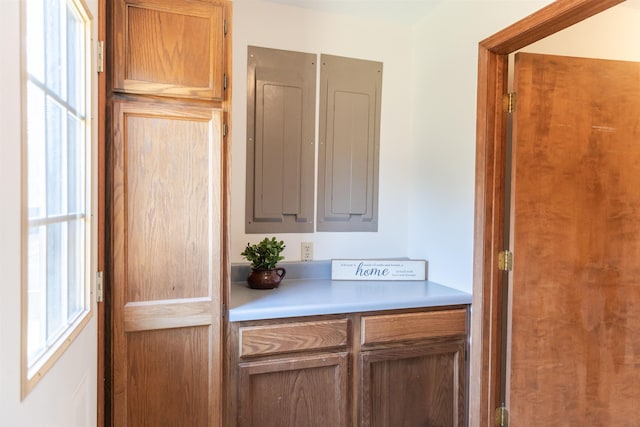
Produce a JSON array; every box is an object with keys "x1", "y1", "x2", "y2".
[{"x1": 229, "y1": 262, "x2": 471, "y2": 322}]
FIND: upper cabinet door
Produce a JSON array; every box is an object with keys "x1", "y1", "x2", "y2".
[{"x1": 112, "y1": 0, "x2": 226, "y2": 100}]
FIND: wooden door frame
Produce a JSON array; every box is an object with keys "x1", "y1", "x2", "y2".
[
  {"x1": 470, "y1": 0, "x2": 626, "y2": 426},
  {"x1": 97, "y1": 0, "x2": 106, "y2": 425}
]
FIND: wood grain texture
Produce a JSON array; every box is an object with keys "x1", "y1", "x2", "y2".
[
  {"x1": 124, "y1": 298, "x2": 214, "y2": 331},
  {"x1": 238, "y1": 353, "x2": 349, "y2": 427},
  {"x1": 126, "y1": 326, "x2": 211, "y2": 426},
  {"x1": 360, "y1": 340, "x2": 466, "y2": 427},
  {"x1": 240, "y1": 319, "x2": 349, "y2": 357},
  {"x1": 112, "y1": 0, "x2": 225, "y2": 99},
  {"x1": 229, "y1": 309, "x2": 469, "y2": 427},
  {"x1": 124, "y1": 109, "x2": 217, "y2": 302},
  {"x1": 471, "y1": 2, "x2": 625, "y2": 426},
  {"x1": 480, "y1": 0, "x2": 625, "y2": 55},
  {"x1": 361, "y1": 309, "x2": 467, "y2": 345},
  {"x1": 110, "y1": 100, "x2": 223, "y2": 426},
  {"x1": 509, "y1": 53, "x2": 640, "y2": 426},
  {"x1": 108, "y1": 1, "x2": 231, "y2": 425},
  {"x1": 471, "y1": 46, "x2": 509, "y2": 427},
  {"x1": 97, "y1": 0, "x2": 107, "y2": 424}
]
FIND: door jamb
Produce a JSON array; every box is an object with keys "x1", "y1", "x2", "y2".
[
  {"x1": 97, "y1": 0, "x2": 106, "y2": 425},
  {"x1": 470, "y1": 1, "x2": 626, "y2": 426}
]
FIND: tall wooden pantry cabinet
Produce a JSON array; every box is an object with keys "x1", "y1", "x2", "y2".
[{"x1": 107, "y1": 0, "x2": 231, "y2": 425}]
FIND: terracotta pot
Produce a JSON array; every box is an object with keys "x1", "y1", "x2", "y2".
[{"x1": 247, "y1": 267, "x2": 286, "y2": 289}]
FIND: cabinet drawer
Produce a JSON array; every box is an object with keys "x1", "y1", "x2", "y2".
[
  {"x1": 361, "y1": 308, "x2": 467, "y2": 346},
  {"x1": 239, "y1": 319, "x2": 349, "y2": 357}
]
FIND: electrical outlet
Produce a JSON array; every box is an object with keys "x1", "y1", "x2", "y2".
[{"x1": 301, "y1": 242, "x2": 313, "y2": 261}]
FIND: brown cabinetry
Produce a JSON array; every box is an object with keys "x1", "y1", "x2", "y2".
[
  {"x1": 238, "y1": 353, "x2": 350, "y2": 427},
  {"x1": 360, "y1": 309, "x2": 467, "y2": 427},
  {"x1": 107, "y1": 0, "x2": 231, "y2": 425},
  {"x1": 230, "y1": 318, "x2": 351, "y2": 426},
  {"x1": 227, "y1": 306, "x2": 468, "y2": 426},
  {"x1": 111, "y1": 0, "x2": 227, "y2": 100}
]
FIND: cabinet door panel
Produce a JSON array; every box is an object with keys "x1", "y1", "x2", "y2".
[
  {"x1": 238, "y1": 353, "x2": 349, "y2": 427},
  {"x1": 112, "y1": 0, "x2": 226, "y2": 99},
  {"x1": 360, "y1": 341, "x2": 466, "y2": 427},
  {"x1": 111, "y1": 100, "x2": 224, "y2": 425}
]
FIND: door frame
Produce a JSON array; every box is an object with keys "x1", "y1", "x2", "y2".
[
  {"x1": 470, "y1": 0, "x2": 626, "y2": 426},
  {"x1": 97, "y1": 0, "x2": 106, "y2": 426}
]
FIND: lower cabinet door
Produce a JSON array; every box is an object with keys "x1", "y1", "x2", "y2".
[
  {"x1": 238, "y1": 352, "x2": 350, "y2": 427},
  {"x1": 360, "y1": 340, "x2": 467, "y2": 427}
]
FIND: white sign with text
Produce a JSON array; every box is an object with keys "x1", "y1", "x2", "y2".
[{"x1": 331, "y1": 259, "x2": 427, "y2": 281}]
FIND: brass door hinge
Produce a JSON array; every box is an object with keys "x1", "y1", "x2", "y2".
[
  {"x1": 96, "y1": 271, "x2": 104, "y2": 303},
  {"x1": 498, "y1": 250, "x2": 513, "y2": 272},
  {"x1": 503, "y1": 92, "x2": 516, "y2": 113},
  {"x1": 97, "y1": 41, "x2": 104, "y2": 73},
  {"x1": 224, "y1": 74, "x2": 228, "y2": 90},
  {"x1": 224, "y1": 19, "x2": 228, "y2": 36},
  {"x1": 495, "y1": 406, "x2": 509, "y2": 427}
]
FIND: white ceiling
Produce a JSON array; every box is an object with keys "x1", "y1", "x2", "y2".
[{"x1": 262, "y1": 0, "x2": 640, "y2": 25}]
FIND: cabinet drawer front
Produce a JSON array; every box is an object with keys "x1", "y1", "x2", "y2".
[
  {"x1": 361, "y1": 308, "x2": 467, "y2": 345},
  {"x1": 239, "y1": 319, "x2": 349, "y2": 357}
]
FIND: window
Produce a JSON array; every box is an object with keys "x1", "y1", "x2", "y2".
[{"x1": 22, "y1": 0, "x2": 93, "y2": 395}]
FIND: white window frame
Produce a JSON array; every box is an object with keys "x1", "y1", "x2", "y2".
[{"x1": 21, "y1": 0, "x2": 95, "y2": 398}]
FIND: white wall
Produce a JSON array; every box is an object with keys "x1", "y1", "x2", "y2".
[
  {"x1": 407, "y1": 1, "x2": 555, "y2": 293},
  {"x1": 231, "y1": 0, "x2": 414, "y2": 265},
  {"x1": 231, "y1": 1, "x2": 560, "y2": 293},
  {"x1": 522, "y1": 3, "x2": 640, "y2": 61},
  {"x1": 0, "y1": 0, "x2": 97, "y2": 425}
]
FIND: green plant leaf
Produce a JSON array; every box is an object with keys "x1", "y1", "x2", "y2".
[{"x1": 240, "y1": 237, "x2": 286, "y2": 270}]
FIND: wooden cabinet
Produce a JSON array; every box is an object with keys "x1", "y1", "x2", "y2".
[
  {"x1": 238, "y1": 353, "x2": 350, "y2": 427},
  {"x1": 360, "y1": 310, "x2": 468, "y2": 427},
  {"x1": 111, "y1": 0, "x2": 228, "y2": 100},
  {"x1": 110, "y1": 101, "x2": 225, "y2": 426},
  {"x1": 227, "y1": 307, "x2": 469, "y2": 426},
  {"x1": 229, "y1": 318, "x2": 351, "y2": 426},
  {"x1": 107, "y1": 1, "x2": 231, "y2": 425}
]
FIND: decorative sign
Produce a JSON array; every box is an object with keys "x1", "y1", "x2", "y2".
[{"x1": 331, "y1": 259, "x2": 427, "y2": 281}]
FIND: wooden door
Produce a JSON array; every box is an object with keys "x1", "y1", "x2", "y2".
[
  {"x1": 110, "y1": 100, "x2": 223, "y2": 426},
  {"x1": 507, "y1": 52, "x2": 640, "y2": 425}
]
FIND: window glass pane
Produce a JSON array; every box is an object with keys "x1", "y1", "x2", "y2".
[
  {"x1": 46, "y1": 222, "x2": 67, "y2": 340},
  {"x1": 24, "y1": 0, "x2": 91, "y2": 379},
  {"x1": 45, "y1": 96, "x2": 66, "y2": 217},
  {"x1": 27, "y1": 82, "x2": 47, "y2": 220},
  {"x1": 67, "y1": 113, "x2": 83, "y2": 213},
  {"x1": 66, "y1": 3, "x2": 84, "y2": 114},
  {"x1": 44, "y1": 0, "x2": 64, "y2": 100},
  {"x1": 67, "y1": 219, "x2": 84, "y2": 318},
  {"x1": 26, "y1": 0, "x2": 45, "y2": 83},
  {"x1": 27, "y1": 225, "x2": 47, "y2": 360}
]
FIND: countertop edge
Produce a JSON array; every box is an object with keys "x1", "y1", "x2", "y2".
[{"x1": 229, "y1": 278, "x2": 472, "y2": 322}]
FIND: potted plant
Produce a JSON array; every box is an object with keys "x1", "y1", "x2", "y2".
[{"x1": 241, "y1": 237, "x2": 286, "y2": 289}]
